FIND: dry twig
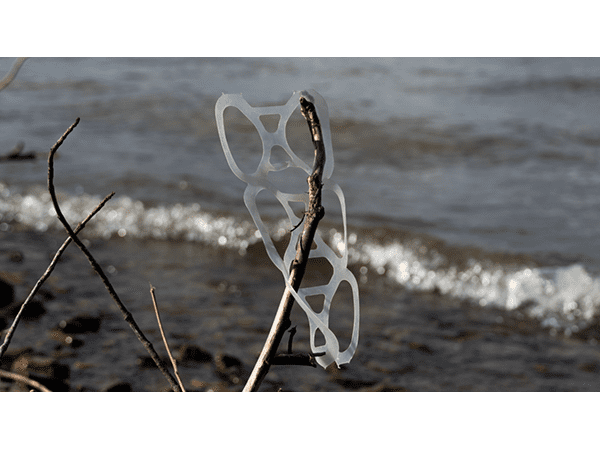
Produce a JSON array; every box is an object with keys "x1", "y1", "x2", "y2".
[
  {"x1": 47, "y1": 118, "x2": 182, "y2": 392},
  {"x1": 0, "y1": 57, "x2": 27, "y2": 92},
  {"x1": 0, "y1": 368, "x2": 52, "y2": 392},
  {"x1": 243, "y1": 95, "x2": 326, "y2": 392},
  {"x1": 0, "y1": 192, "x2": 114, "y2": 358},
  {"x1": 149, "y1": 284, "x2": 186, "y2": 392}
]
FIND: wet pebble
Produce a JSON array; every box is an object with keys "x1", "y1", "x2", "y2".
[
  {"x1": 0, "y1": 277, "x2": 14, "y2": 308},
  {"x1": 214, "y1": 352, "x2": 246, "y2": 385},
  {"x1": 10, "y1": 354, "x2": 70, "y2": 391},
  {"x1": 578, "y1": 362, "x2": 599, "y2": 373},
  {"x1": 101, "y1": 380, "x2": 133, "y2": 392},
  {"x1": 9, "y1": 251, "x2": 23, "y2": 263},
  {"x1": 136, "y1": 355, "x2": 170, "y2": 369},
  {"x1": 409, "y1": 342, "x2": 435, "y2": 355},
  {"x1": 12, "y1": 354, "x2": 70, "y2": 380},
  {"x1": 58, "y1": 314, "x2": 102, "y2": 333},
  {"x1": 36, "y1": 288, "x2": 55, "y2": 301},
  {"x1": 8, "y1": 299, "x2": 46, "y2": 321},
  {"x1": 178, "y1": 344, "x2": 213, "y2": 364}
]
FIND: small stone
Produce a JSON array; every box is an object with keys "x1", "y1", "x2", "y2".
[
  {"x1": 578, "y1": 362, "x2": 599, "y2": 373},
  {"x1": 0, "y1": 277, "x2": 15, "y2": 308},
  {"x1": 215, "y1": 353, "x2": 242, "y2": 370},
  {"x1": 8, "y1": 299, "x2": 46, "y2": 321},
  {"x1": 101, "y1": 381, "x2": 132, "y2": 392},
  {"x1": 178, "y1": 344, "x2": 213, "y2": 364},
  {"x1": 16, "y1": 355, "x2": 70, "y2": 380},
  {"x1": 58, "y1": 314, "x2": 101, "y2": 333},
  {"x1": 9, "y1": 251, "x2": 23, "y2": 263},
  {"x1": 136, "y1": 355, "x2": 169, "y2": 369},
  {"x1": 409, "y1": 342, "x2": 434, "y2": 355},
  {"x1": 64, "y1": 335, "x2": 84, "y2": 348},
  {"x1": 214, "y1": 352, "x2": 246, "y2": 385},
  {"x1": 36, "y1": 288, "x2": 55, "y2": 301},
  {"x1": 10, "y1": 354, "x2": 70, "y2": 392}
]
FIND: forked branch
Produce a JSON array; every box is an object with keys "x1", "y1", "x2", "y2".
[
  {"x1": 47, "y1": 118, "x2": 182, "y2": 392},
  {"x1": 243, "y1": 95, "x2": 326, "y2": 392}
]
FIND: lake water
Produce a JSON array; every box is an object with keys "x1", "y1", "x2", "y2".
[{"x1": 2, "y1": 56, "x2": 600, "y2": 355}]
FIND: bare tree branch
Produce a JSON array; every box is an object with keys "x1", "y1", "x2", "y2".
[
  {"x1": 243, "y1": 95, "x2": 326, "y2": 392},
  {"x1": 47, "y1": 118, "x2": 182, "y2": 392}
]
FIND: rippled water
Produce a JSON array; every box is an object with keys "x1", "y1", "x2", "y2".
[{"x1": 3, "y1": 57, "x2": 600, "y2": 340}]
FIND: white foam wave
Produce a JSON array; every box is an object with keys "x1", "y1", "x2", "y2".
[
  {"x1": 3, "y1": 181, "x2": 600, "y2": 333},
  {"x1": 355, "y1": 238, "x2": 600, "y2": 335},
  {"x1": 0, "y1": 182, "x2": 260, "y2": 253}
]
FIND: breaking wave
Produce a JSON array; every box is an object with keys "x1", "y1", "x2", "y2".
[{"x1": 3, "y1": 180, "x2": 600, "y2": 337}]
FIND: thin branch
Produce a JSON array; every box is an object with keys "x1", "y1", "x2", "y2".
[
  {"x1": 0, "y1": 192, "x2": 114, "y2": 358},
  {"x1": 243, "y1": 95, "x2": 326, "y2": 392},
  {"x1": 0, "y1": 368, "x2": 52, "y2": 392},
  {"x1": 0, "y1": 57, "x2": 27, "y2": 92},
  {"x1": 47, "y1": 118, "x2": 182, "y2": 392},
  {"x1": 149, "y1": 285, "x2": 186, "y2": 392}
]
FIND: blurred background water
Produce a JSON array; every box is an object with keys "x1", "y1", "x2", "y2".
[{"x1": 2, "y1": 57, "x2": 600, "y2": 342}]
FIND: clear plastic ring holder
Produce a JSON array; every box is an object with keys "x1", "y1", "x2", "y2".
[{"x1": 215, "y1": 90, "x2": 359, "y2": 368}]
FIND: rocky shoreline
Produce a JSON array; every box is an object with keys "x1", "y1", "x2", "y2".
[{"x1": 3, "y1": 228, "x2": 600, "y2": 392}]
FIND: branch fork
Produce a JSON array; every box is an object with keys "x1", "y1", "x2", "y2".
[{"x1": 243, "y1": 95, "x2": 327, "y2": 392}]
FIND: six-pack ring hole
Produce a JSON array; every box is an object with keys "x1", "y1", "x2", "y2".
[
  {"x1": 304, "y1": 257, "x2": 335, "y2": 286},
  {"x1": 285, "y1": 106, "x2": 317, "y2": 165},
  {"x1": 223, "y1": 106, "x2": 263, "y2": 175},
  {"x1": 327, "y1": 280, "x2": 355, "y2": 352},
  {"x1": 259, "y1": 114, "x2": 280, "y2": 133}
]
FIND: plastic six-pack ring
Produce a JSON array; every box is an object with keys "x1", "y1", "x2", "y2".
[{"x1": 215, "y1": 90, "x2": 359, "y2": 368}]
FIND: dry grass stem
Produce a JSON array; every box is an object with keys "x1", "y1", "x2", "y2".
[
  {"x1": 149, "y1": 285, "x2": 186, "y2": 392},
  {"x1": 0, "y1": 368, "x2": 52, "y2": 392}
]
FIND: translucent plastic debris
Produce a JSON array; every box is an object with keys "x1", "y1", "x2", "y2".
[{"x1": 215, "y1": 90, "x2": 359, "y2": 368}]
